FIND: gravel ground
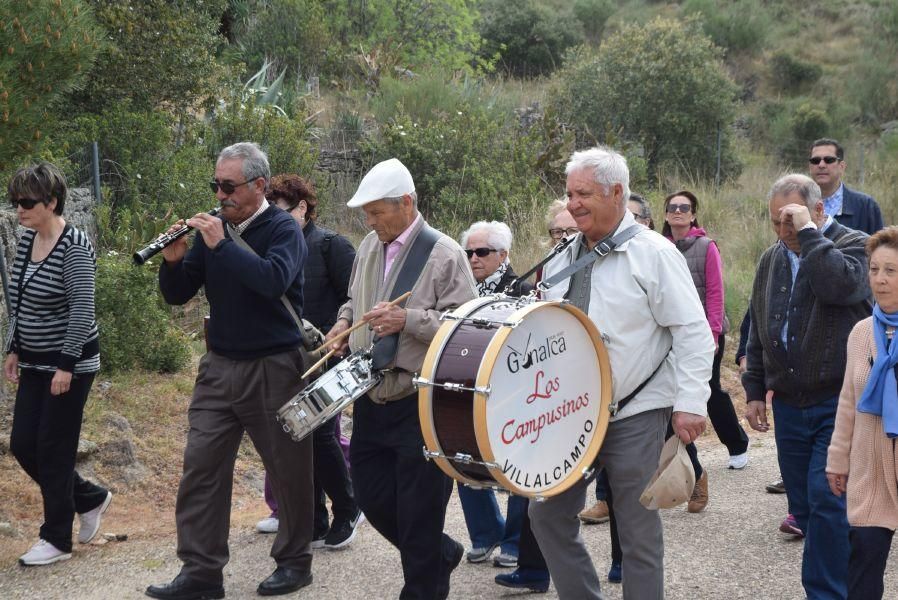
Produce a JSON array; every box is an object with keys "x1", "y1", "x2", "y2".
[{"x1": 1, "y1": 432, "x2": 896, "y2": 600}]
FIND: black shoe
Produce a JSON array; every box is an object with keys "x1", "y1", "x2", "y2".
[
  {"x1": 494, "y1": 568, "x2": 551, "y2": 593},
  {"x1": 145, "y1": 573, "x2": 224, "y2": 600},
  {"x1": 257, "y1": 567, "x2": 312, "y2": 596},
  {"x1": 324, "y1": 510, "x2": 365, "y2": 549},
  {"x1": 437, "y1": 539, "x2": 464, "y2": 600}
]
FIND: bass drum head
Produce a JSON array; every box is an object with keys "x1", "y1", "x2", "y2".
[{"x1": 475, "y1": 301, "x2": 611, "y2": 497}]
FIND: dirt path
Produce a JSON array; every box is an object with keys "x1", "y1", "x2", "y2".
[{"x1": 1, "y1": 430, "x2": 895, "y2": 599}]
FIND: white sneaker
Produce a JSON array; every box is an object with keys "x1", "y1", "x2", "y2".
[
  {"x1": 256, "y1": 516, "x2": 279, "y2": 534},
  {"x1": 19, "y1": 539, "x2": 72, "y2": 566},
  {"x1": 728, "y1": 451, "x2": 749, "y2": 470},
  {"x1": 78, "y1": 491, "x2": 112, "y2": 544}
]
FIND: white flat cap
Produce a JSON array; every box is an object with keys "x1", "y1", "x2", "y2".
[{"x1": 347, "y1": 158, "x2": 415, "y2": 208}]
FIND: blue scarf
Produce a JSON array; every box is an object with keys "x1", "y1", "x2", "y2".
[{"x1": 856, "y1": 304, "x2": 898, "y2": 438}]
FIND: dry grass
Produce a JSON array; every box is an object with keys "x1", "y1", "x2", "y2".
[{"x1": 0, "y1": 361, "x2": 268, "y2": 567}]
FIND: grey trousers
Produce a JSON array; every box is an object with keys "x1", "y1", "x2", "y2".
[
  {"x1": 529, "y1": 407, "x2": 670, "y2": 600},
  {"x1": 176, "y1": 350, "x2": 314, "y2": 584}
]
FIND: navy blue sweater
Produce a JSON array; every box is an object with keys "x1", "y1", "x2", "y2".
[{"x1": 159, "y1": 205, "x2": 307, "y2": 360}]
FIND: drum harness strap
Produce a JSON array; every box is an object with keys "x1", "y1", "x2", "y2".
[
  {"x1": 226, "y1": 224, "x2": 325, "y2": 369},
  {"x1": 370, "y1": 225, "x2": 442, "y2": 371},
  {"x1": 536, "y1": 222, "x2": 670, "y2": 416}
]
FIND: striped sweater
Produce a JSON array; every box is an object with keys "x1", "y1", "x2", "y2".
[{"x1": 6, "y1": 225, "x2": 100, "y2": 373}]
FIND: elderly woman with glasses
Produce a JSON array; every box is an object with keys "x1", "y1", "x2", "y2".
[
  {"x1": 4, "y1": 163, "x2": 111, "y2": 566},
  {"x1": 628, "y1": 193, "x2": 654, "y2": 230},
  {"x1": 827, "y1": 226, "x2": 898, "y2": 600},
  {"x1": 662, "y1": 190, "x2": 750, "y2": 513},
  {"x1": 456, "y1": 220, "x2": 533, "y2": 569}
]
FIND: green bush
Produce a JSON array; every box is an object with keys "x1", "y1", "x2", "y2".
[
  {"x1": 553, "y1": 18, "x2": 740, "y2": 182},
  {"x1": 95, "y1": 253, "x2": 190, "y2": 373},
  {"x1": 769, "y1": 52, "x2": 822, "y2": 92},
  {"x1": 366, "y1": 104, "x2": 548, "y2": 231},
  {"x1": 0, "y1": 0, "x2": 102, "y2": 169},
  {"x1": 479, "y1": 0, "x2": 584, "y2": 77},
  {"x1": 573, "y1": 0, "x2": 616, "y2": 44},
  {"x1": 681, "y1": 0, "x2": 770, "y2": 55}
]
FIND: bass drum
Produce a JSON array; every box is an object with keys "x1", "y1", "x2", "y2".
[{"x1": 417, "y1": 296, "x2": 612, "y2": 498}]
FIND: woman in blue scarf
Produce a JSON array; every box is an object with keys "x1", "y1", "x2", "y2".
[{"x1": 827, "y1": 226, "x2": 898, "y2": 600}]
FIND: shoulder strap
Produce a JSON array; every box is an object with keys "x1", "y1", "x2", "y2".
[
  {"x1": 370, "y1": 225, "x2": 441, "y2": 370},
  {"x1": 537, "y1": 224, "x2": 642, "y2": 292},
  {"x1": 226, "y1": 224, "x2": 316, "y2": 348}
]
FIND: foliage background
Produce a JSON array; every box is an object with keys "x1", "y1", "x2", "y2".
[{"x1": 3, "y1": 0, "x2": 898, "y2": 373}]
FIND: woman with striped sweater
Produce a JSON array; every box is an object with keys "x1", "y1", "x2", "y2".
[{"x1": 3, "y1": 163, "x2": 111, "y2": 566}]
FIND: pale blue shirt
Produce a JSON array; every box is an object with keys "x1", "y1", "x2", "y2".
[
  {"x1": 823, "y1": 183, "x2": 844, "y2": 219},
  {"x1": 781, "y1": 215, "x2": 834, "y2": 347}
]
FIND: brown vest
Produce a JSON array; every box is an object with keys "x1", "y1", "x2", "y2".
[{"x1": 675, "y1": 235, "x2": 729, "y2": 334}]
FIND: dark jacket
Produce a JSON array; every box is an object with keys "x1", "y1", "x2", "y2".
[
  {"x1": 301, "y1": 221, "x2": 355, "y2": 332},
  {"x1": 741, "y1": 221, "x2": 870, "y2": 407},
  {"x1": 160, "y1": 205, "x2": 307, "y2": 360},
  {"x1": 495, "y1": 265, "x2": 534, "y2": 298},
  {"x1": 835, "y1": 185, "x2": 884, "y2": 235}
]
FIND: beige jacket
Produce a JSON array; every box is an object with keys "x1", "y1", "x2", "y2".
[
  {"x1": 337, "y1": 215, "x2": 477, "y2": 402},
  {"x1": 827, "y1": 317, "x2": 898, "y2": 530}
]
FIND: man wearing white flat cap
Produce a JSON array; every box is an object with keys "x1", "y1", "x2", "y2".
[{"x1": 326, "y1": 158, "x2": 477, "y2": 599}]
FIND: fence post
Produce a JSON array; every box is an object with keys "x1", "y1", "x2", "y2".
[
  {"x1": 91, "y1": 141, "x2": 102, "y2": 205},
  {"x1": 714, "y1": 122, "x2": 722, "y2": 192},
  {"x1": 857, "y1": 142, "x2": 865, "y2": 188}
]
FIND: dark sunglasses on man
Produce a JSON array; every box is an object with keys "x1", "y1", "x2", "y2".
[
  {"x1": 809, "y1": 156, "x2": 839, "y2": 165},
  {"x1": 465, "y1": 247, "x2": 499, "y2": 258},
  {"x1": 9, "y1": 197, "x2": 44, "y2": 210},
  {"x1": 209, "y1": 177, "x2": 258, "y2": 194}
]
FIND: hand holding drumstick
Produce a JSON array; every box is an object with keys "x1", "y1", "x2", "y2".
[{"x1": 310, "y1": 292, "x2": 413, "y2": 378}]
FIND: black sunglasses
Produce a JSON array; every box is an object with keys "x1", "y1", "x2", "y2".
[
  {"x1": 809, "y1": 156, "x2": 839, "y2": 165},
  {"x1": 465, "y1": 247, "x2": 499, "y2": 258},
  {"x1": 209, "y1": 177, "x2": 258, "y2": 194},
  {"x1": 10, "y1": 197, "x2": 44, "y2": 210},
  {"x1": 665, "y1": 203, "x2": 692, "y2": 214}
]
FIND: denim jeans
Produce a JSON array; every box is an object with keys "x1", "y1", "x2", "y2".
[
  {"x1": 457, "y1": 484, "x2": 526, "y2": 556},
  {"x1": 772, "y1": 394, "x2": 848, "y2": 600}
]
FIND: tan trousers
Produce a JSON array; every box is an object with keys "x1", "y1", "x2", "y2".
[{"x1": 176, "y1": 350, "x2": 313, "y2": 584}]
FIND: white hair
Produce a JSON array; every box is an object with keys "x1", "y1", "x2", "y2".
[
  {"x1": 768, "y1": 173, "x2": 822, "y2": 210},
  {"x1": 460, "y1": 220, "x2": 513, "y2": 252},
  {"x1": 382, "y1": 190, "x2": 418, "y2": 209},
  {"x1": 565, "y1": 146, "x2": 631, "y2": 206}
]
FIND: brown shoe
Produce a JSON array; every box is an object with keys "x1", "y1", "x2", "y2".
[
  {"x1": 687, "y1": 472, "x2": 708, "y2": 513},
  {"x1": 579, "y1": 500, "x2": 610, "y2": 524}
]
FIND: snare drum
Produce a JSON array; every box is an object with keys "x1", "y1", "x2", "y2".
[
  {"x1": 278, "y1": 351, "x2": 382, "y2": 442},
  {"x1": 416, "y1": 296, "x2": 612, "y2": 498}
]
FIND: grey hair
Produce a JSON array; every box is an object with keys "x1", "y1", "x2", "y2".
[
  {"x1": 565, "y1": 146, "x2": 631, "y2": 206},
  {"x1": 218, "y1": 142, "x2": 271, "y2": 182},
  {"x1": 545, "y1": 198, "x2": 569, "y2": 227},
  {"x1": 460, "y1": 221, "x2": 513, "y2": 252},
  {"x1": 382, "y1": 190, "x2": 418, "y2": 209},
  {"x1": 768, "y1": 173, "x2": 821, "y2": 210},
  {"x1": 628, "y1": 193, "x2": 652, "y2": 219}
]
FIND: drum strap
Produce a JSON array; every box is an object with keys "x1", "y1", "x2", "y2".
[
  {"x1": 613, "y1": 349, "x2": 670, "y2": 416},
  {"x1": 536, "y1": 224, "x2": 643, "y2": 292},
  {"x1": 225, "y1": 224, "x2": 323, "y2": 353},
  {"x1": 370, "y1": 225, "x2": 442, "y2": 370}
]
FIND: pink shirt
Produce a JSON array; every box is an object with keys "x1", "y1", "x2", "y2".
[{"x1": 383, "y1": 213, "x2": 421, "y2": 282}]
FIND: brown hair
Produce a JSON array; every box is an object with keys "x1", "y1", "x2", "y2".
[
  {"x1": 866, "y1": 226, "x2": 898, "y2": 257},
  {"x1": 268, "y1": 174, "x2": 318, "y2": 221},
  {"x1": 7, "y1": 162, "x2": 67, "y2": 215},
  {"x1": 661, "y1": 190, "x2": 700, "y2": 237}
]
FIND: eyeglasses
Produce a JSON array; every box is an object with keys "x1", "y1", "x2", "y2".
[
  {"x1": 630, "y1": 211, "x2": 643, "y2": 219},
  {"x1": 209, "y1": 177, "x2": 258, "y2": 194},
  {"x1": 549, "y1": 227, "x2": 579, "y2": 240},
  {"x1": 809, "y1": 156, "x2": 839, "y2": 165},
  {"x1": 665, "y1": 203, "x2": 692, "y2": 214},
  {"x1": 10, "y1": 197, "x2": 44, "y2": 210},
  {"x1": 465, "y1": 247, "x2": 499, "y2": 258}
]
